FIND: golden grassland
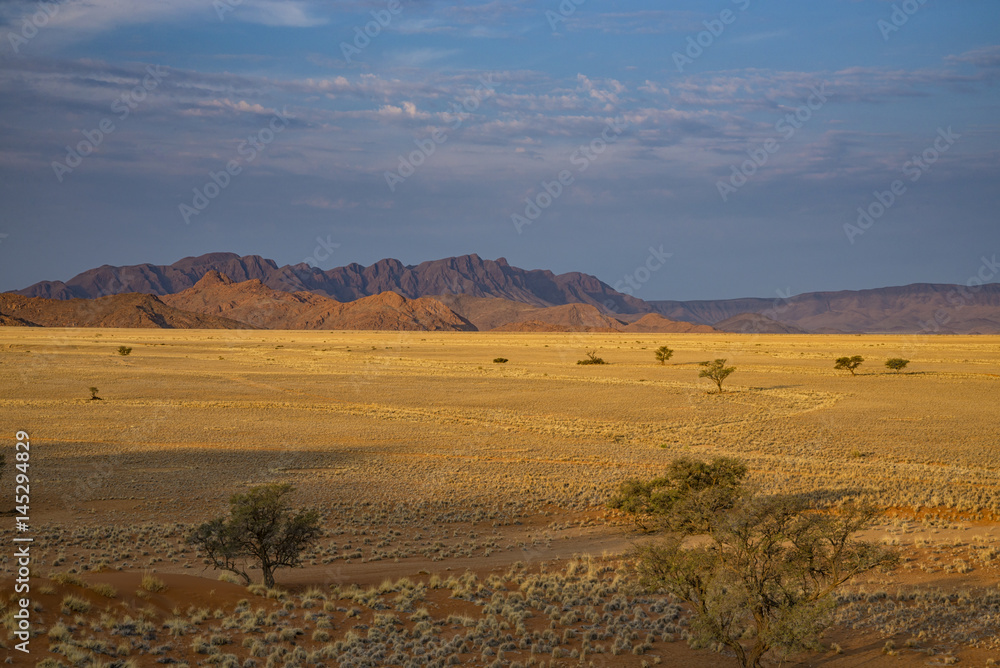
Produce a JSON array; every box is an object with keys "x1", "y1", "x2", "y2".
[{"x1": 1, "y1": 329, "x2": 1000, "y2": 666}]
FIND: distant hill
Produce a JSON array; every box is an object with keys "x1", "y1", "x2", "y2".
[
  {"x1": 7, "y1": 253, "x2": 1000, "y2": 333},
  {"x1": 713, "y1": 313, "x2": 807, "y2": 334},
  {"x1": 0, "y1": 292, "x2": 249, "y2": 329},
  {"x1": 649, "y1": 283, "x2": 1000, "y2": 334},
  {"x1": 14, "y1": 252, "x2": 649, "y2": 315},
  {"x1": 161, "y1": 271, "x2": 475, "y2": 331},
  {"x1": 435, "y1": 294, "x2": 716, "y2": 333}
]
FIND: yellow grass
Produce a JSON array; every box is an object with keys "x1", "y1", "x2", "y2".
[
  {"x1": 4, "y1": 328, "x2": 1000, "y2": 666},
  {"x1": 3, "y1": 329, "x2": 999, "y2": 520}
]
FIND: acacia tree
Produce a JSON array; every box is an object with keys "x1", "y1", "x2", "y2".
[
  {"x1": 654, "y1": 346, "x2": 674, "y2": 365},
  {"x1": 632, "y1": 462, "x2": 898, "y2": 668},
  {"x1": 188, "y1": 484, "x2": 322, "y2": 587},
  {"x1": 885, "y1": 358, "x2": 909, "y2": 373},
  {"x1": 699, "y1": 359, "x2": 736, "y2": 393},
  {"x1": 834, "y1": 355, "x2": 864, "y2": 375},
  {"x1": 608, "y1": 457, "x2": 746, "y2": 532}
]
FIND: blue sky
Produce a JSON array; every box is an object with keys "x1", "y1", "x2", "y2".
[{"x1": 0, "y1": 0, "x2": 998, "y2": 300}]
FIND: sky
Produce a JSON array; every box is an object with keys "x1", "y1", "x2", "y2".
[{"x1": 0, "y1": 0, "x2": 998, "y2": 301}]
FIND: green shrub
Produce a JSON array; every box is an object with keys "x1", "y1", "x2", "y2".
[
  {"x1": 493, "y1": 358, "x2": 509, "y2": 364},
  {"x1": 577, "y1": 351, "x2": 606, "y2": 365},
  {"x1": 117, "y1": 346, "x2": 132, "y2": 356},
  {"x1": 885, "y1": 358, "x2": 909, "y2": 372}
]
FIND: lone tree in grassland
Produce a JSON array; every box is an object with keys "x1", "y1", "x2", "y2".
[
  {"x1": 885, "y1": 358, "x2": 910, "y2": 373},
  {"x1": 699, "y1": 359, "x2": 735, "y2": 393},
  {"x1": 188, "y1": 484, "x2": 322, "y2": 587},
  {"x1": 834, "y1": 355, "x2": 865, "y2": 375},
  {"x1": 631, "y1": 458, "x2": 898, "y2": 668},
  {"x1": 654, "y1": 346, "x2": 674, "y2": 365},
  {"x1": 88, "y1": 387, "x2": 101, "y2": 401}
]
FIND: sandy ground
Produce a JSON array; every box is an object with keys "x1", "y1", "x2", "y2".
[{"x1": 1, "y1": 329, "x2": 999, "y2": 666}]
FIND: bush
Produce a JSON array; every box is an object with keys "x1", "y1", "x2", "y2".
[
  {"x1": 577, "y1": 351, "x2": 606, "y2": 365},
  {"x1": 885, "y1": 358, "x2": 909, "y2": 372},
  {"x1": 608, "y1": 457, "x2": 747, "y2": 532},
  {"x1": 61, "y1": 594, "x2": 92, "y2": 614},
  {"x1": 654, "y1": 346, "x2": 674, "y2": 365},
  {"x1": 117, "y1": 346, "x2": 132, "y2": 356},
  {"x1": 89, "y1": 386, "x2": 101, "y2": 401},
  {"x1": 141, "y1": 573, "x2": 168, "y2": 593},
  {"x1": 493, "y1": 358, "x2": 509, "y2": 364},
  {"x1": 90, "y1": 582, "x2": 117, "y2": 598}
]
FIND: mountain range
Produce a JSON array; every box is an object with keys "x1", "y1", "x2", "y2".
[{"x1": 6, "y1": 252, "x2": 1000, "y2": 333}]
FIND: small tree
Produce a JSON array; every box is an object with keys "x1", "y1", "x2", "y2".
[
  {"x1": 885, "y1": 358, "x2": 909, "y2": 373},
  {"x1": 88, "y1": 387, "x2": 102, "y2": 401},
  {"x1": 637, "y1": 495, "x2": 898, "y2": 668},
  {"x1": 608, "y1": 457, "x2": 747, "y2": 532},
  {"x1": 188, "y1": 484, "x2": 322, "y2": 587},
  {"x1": 834, "y1": 355, "x2": 864, "y2": 375},
  {"x1": 699, "y1": 359, "x2": 735, "y2": 393},
  {"x1": 654, "y1": 346, "x2": 674, "y2": 365},
  {"x1": 630, "y1": 458, "x2": 899, "y2": 668},
  {"x1": 577, "y1": 351, "x2": 606, "y2": 365},
  {"x1": 117, "y1": 346, "x2": 132, "y2": 356}
]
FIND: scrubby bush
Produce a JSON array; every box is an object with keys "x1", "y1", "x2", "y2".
[
  {"x1": 493, "y1": 358, "x2": 508, "y2": 364},
  {"x1": 608, "y1": 457, "x2": 747, "y2": 532},
  {"x1": 577, "y1": 351, "x2": 606, "y2": 365},
  {"x1": 117, "y1": 346, "x2": 132, "y2": 356},
  {"x1": 90, "y1": 582, "x2": 117, "y2": 598},
  {"x1": 89, "y1": 386, "x2": 101, "y2": 401},
  {"x1": 141, "y1": 573, "x2": 167, "y2": 593}
]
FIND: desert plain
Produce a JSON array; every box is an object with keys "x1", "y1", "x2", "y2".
[{"x1": 2, "y1": 328, "x2": 1000, "y2": 667}]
